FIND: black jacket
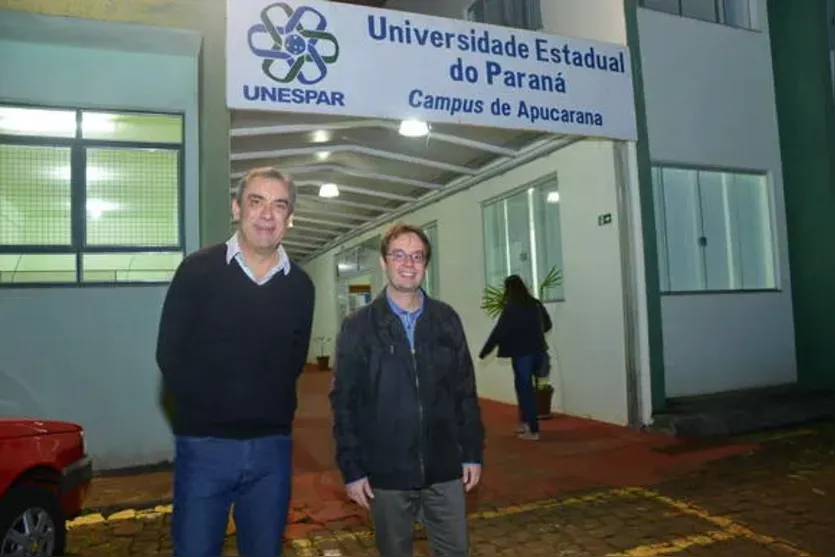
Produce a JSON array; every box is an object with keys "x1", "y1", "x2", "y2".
[
  {"x1": 479, "y1": 299, "x2": 552, "y2": 359},
  {"x1": 329, "y1": 292, "x2": 485, "y2": 490}
]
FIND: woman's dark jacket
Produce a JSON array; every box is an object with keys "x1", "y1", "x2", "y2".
[{"x1": 479, "y1": 299, "x2": 552, "y2": 359}]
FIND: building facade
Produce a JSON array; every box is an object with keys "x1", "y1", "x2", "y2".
[{"x1": 0, "y1": 0, "x2": 833, "y2": 468}]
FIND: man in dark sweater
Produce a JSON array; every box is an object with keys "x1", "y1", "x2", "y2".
[{"x1": 156, "y1": 166, "x2": 314, "y2": 557}]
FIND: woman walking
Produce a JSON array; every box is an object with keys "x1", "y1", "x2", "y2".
[{"x1": 478, "y1": 275, "x2": 552, "y2": 440}]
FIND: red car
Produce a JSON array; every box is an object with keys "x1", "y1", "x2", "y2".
[{"x1": 0, "y1": 418, "x2": 92, "y2": 556}]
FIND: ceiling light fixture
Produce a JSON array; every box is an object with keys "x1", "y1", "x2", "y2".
[
  {"x1": 319, "y1": 183, "x2": 340, "y2": 198},
  {"x1": 311, "y1": 129, "x2": 330, "y2": 143},
  {"x1": 547, "y1": 191, "x2": 560, "y2": 203},
  {"x1": 398, "y1": 119, "x2": 429, "y2": 137}
]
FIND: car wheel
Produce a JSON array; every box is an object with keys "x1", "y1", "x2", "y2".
[{"x1": 0, "y1": 485, "x2": 66, "y2": 556}]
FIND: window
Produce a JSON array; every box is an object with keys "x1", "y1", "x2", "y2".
[
  {"x1": 421, "y1": 222, "x2": 440, "y2": 297},
  {"x1": 0, "y1": 105, "x2": 184, "y2": 285},
  {"x1": 652, "y1": 165, "x2": 776, "y2": 293},
  {"x1": 640, "y1": 0, "x2": 753, "y2": 29},
  {"x1": 465, "y1": 0, "x2": 542, "y2": 30},
  {"x1": 335, "y1": 236, "x2": 380, "y2": 321},
  {"x1": 482, "y1": 177, "x2": 564, "y2": 302}
]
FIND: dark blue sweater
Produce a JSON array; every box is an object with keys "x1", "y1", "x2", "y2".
[{"x1": 156, "y1": 243, "x2": 314, "y2": 438}]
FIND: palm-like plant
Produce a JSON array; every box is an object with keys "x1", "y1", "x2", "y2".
[
  {"x1": 480, "y1": 265, "x2": 563, "y2": 319},
  {"x1": 538, "y1": 265, "x2": 563, "y2": 300},
  {"x1": 480, "y1": 284, "x2": 507, "y2": 320}
]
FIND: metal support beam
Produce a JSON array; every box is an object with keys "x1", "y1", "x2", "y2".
[
  {"x1": 333, "y1": 185, "x2": 413, "y2": 202},
  {"x1": 301, "y1": 135, "x2": 578, "y2": 262},
  {"x1": 231, "y1": 144, "x2": 477, "y2": 175},
  {"x1": 231, "y1": 164, "x2": 442, "y2": 190},
  {"x1": 294, "y1": 180, "x2": 414, "y2": 202},
  {"x1": 293, "y1": 215, "x2": 356, "y2": 229},
  {"x1": 285, "y1": 242, "x2": 315, "y2": 250},
  {"x1": 295, "y1": 207, "x2": 376, "y2": 222},
  {"x1": 287, "y1": 225, "x2": 342, "y2": 238},
  {"x1": 230, "y1": 179, "x2": 415, "y2": 202},
  {"x1": 230, "y1": 118, "x2": 520, "y2": 156},
  {"x1": 297, "y1": 194, "x2": 389, "y2": 212},
  {"x1": 283, "y1": 239, "x2": 321, "y2": 249}
]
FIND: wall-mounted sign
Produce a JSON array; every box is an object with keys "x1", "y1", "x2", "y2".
[{"x1": 226, "y1": 0, "x2": 638, "y2": 140}]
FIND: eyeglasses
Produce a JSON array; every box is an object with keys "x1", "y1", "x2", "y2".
[{"x1": 387, "y1": 250, "x2": 426, "y2": 265}]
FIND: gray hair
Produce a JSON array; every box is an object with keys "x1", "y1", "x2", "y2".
[{"x1": 234, "y1": 166, "x2": 297, "y2": 212}]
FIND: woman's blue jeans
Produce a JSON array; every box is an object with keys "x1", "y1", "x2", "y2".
[{"x1": 511, "y1": 353, "x2": 543, "y2": 434}]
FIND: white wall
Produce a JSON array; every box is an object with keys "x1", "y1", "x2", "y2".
[
  {"x1": 305, "y1": 139, "x2": 636, "y2": 425},
  {"x1": 638, "y1": 4, "x2": 797, "y2": 397},
  {"x1": 305, "y1": 252, "x2": 337, "y2": 363},
  {"x1": 540, "y1": 0, "x2": 627, "y2": 44},
  {"x1": 383, "y1": 0, "x2": 470, "y2": 20},
  {"x1": 384, "y1": 0, "x2": 629, "y2": 45},
  {"x1": 0, "y1": 15, "x2": 201, "y2": 469},
  {"x1": 384, "y1": 0, "x2": 626, "y2": 44}
]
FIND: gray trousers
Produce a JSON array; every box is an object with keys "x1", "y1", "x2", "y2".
[{"x1": 370, "y1": 479, "x2": 468, "y2": 557}]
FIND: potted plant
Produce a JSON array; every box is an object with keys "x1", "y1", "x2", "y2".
[
  {"x1": 535, "y1": 376, "x2": 555, "y2": 419},
  {"x1": 480, "y1": 266, "x2": 563, "y2": 418},
  {"x1": 313, "y1": 336, "x2": 332, "y2": 370}
]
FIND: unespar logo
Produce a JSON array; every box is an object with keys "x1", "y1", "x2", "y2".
[{"x1": 247, "y1": 2, "x2": 340, "y2": 85}]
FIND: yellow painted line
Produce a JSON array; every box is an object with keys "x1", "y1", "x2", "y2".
[
  {"x1": 290, "y1": 487, "x2": 642, "y2": 550},
  {"x1": 66, "y1": 486, "x2": 639, "y2": 539},
  {"x1": 291, "y1": 530, "x2": 373, "y2": 548},
  {"x1": 632, "y1": 488, "x2": 814, "y2": 557},
  {"x1": 66, "y1": 485, "x2": 817, "y2": 557},
  {"x1": 468, "y1": 487, "x2": 640, "y2": 521},
  {"x1": 607, "y1": 529, "x2": 737, "y2": 556},
  {"x1": 66, "y1": 504, "x2": 173, "y2": 530},
  {"x1": 66, "y1": 513, "x2": 107, "y2": 528},
  {"x1": 69, "y1": 485, "x2": 815, "y2": 557}
]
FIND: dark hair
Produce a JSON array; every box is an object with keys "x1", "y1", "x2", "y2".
[
  {"x1": 504, "y1": 274, "x2": 536, "y2": 306},
  {"x1": 380, "y1": 222, "x2": 432, "y2": 263},
  {"x1": 235, "y1": 166, "x2": 297, "y2": 213}
]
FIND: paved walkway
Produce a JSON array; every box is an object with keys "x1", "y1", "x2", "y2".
[
  {"x1": 66, "y1": 421, "x2": 835, "y2": 556},
  {"x1": 81, "y1": 369, "x2": 758, "y2": 539}
]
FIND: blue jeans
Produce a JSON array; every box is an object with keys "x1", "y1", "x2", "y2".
[
  {"x1": 172, "y1": 434, "x2": 292, "y2": 557},
  {"x1": 512, "y1": 353, "x2": 542, "y2": 434}
]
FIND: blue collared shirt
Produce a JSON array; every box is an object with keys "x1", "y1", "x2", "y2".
[
  {"x1": 225, "y1": 233, "x2": 291, "y2": 285},
  {"x1": 386, "y1": 289, "x2": 424, "y2": 350}
]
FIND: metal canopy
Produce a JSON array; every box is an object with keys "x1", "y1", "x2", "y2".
[{"x1": 229, "y1": 110, "x2": 563, "y2": 262}]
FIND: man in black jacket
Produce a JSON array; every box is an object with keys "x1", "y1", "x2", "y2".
[{"x1": 330, "y1": 223, "x2": 485, "y2": 557}]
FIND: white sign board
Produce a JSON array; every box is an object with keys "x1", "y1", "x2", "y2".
[{"x1": 226, "y1": 0, "x2": 638, "y2": 140}]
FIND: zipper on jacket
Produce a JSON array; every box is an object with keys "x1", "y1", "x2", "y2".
[{"x1": 412, "y1": 346, "x2": 426, "y2": 484}]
